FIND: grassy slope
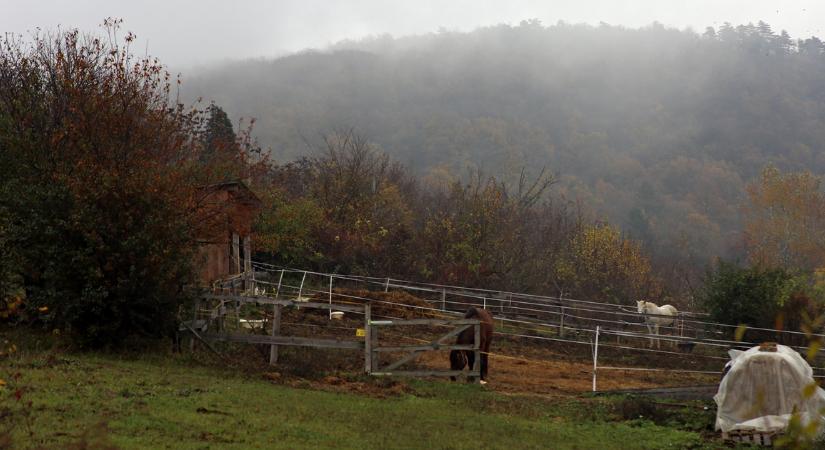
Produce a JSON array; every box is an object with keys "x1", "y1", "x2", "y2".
[{"x1": 1, "y1": 348, "x2": 714, "y2": 449}]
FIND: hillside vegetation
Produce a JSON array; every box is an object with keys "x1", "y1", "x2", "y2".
[{"x1": 187, "y1": 20, "x2": 825, "y2": 268}]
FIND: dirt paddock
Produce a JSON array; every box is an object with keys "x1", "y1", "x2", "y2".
[
  {"x1": 415, "y1": 349, "x2": 718, "y2": 395},
  {"x1": 239, "y1": 296, "x2": 721, "y2": 397}
]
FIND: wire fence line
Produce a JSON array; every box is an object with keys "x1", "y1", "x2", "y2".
[
  {"x1": 249, "y1": 262, "x2": 825, "y2": 341},
  {"x1": 214, "y1": 262, "x2": 825, "y2": 387},
  {"x1": 253, "y1": 261, "x2": 712, "y2": 317},
  {"x1": 282, "y1": 281, "x2": 816, "y2": 360},
  {"x1": 248, "y1": 266, "x2": 818, "y2": 349}
]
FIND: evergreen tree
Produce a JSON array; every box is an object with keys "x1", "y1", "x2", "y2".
[{"x1": 201, "y1": 102, "x2": 237, "y2": 165}]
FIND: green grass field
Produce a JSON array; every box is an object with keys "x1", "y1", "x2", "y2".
[{"x1": 0, "y1": 334, "x2": 723, "y2": 449}]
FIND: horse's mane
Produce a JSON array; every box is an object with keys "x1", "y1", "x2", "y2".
[
  {"x1": 463, "y1": 307, "x2": 494, "y2": 324},
  {"x1": 464, "y1": 307, "x2": 479, "y2": 319}
]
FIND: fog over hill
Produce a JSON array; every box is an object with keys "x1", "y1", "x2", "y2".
[{"x1": 184, "y1": 21, "x2": 825, "y2": 265}]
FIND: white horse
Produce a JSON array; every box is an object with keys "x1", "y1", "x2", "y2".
[{"x1": 636, "y1": 300, "x2": 678, "y2": 349}]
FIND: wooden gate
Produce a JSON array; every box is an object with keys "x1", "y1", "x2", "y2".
[
  {"x1": 183, "y1": 293, "x2": 366, "y2": 364},
  {"x1": 365, "y1": 316, "x2": 481, "y2": 379}
]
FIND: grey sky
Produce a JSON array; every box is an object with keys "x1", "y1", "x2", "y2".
[{"x1": 3, "y1": 0, "x2": 823, "y2": 71}]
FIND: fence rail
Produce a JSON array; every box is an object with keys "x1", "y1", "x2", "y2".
[{"x1": 192, "y1": 263, "x2": 825, "y2": 389}]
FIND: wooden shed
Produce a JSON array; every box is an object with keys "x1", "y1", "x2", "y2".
[{"x1": 195, "y1": 180, "x2": 262, "y2": 286}]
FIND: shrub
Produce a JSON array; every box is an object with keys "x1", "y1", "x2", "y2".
[
  {"x1": 699, "y1": 261, "x2": 792, "y2": 328},
  {"x1": 0, "y1": 23, "x2": 205, "y2": 347}
]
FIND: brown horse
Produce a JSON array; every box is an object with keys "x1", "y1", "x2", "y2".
[{"x1": 450, "y1": 307, "x2": 494, "y2": 383}]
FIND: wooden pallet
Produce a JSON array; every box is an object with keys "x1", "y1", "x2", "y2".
[{"x1": 722, "y1": 430, "x2": 782, "y2": 446}]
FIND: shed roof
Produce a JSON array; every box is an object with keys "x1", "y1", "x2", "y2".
[{"x1": 199, "y1": 179, "x2": 262, "y2": 207}]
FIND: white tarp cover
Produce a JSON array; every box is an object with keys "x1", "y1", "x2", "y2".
[{"x1": 715, "y1": 344, "x2": 825, "y2": 433}]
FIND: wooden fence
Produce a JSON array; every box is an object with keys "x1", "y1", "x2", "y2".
[
  {"x1": 182, "y1": 293, "x2": 482, "y2": 380},
  {"x1": 184, "y1": 293, "x2": 366, "y2": 364}
]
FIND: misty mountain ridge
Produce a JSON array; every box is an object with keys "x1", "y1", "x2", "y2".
[{"x1": 185, "y1": 20, "x2": 825, "y2": 264}]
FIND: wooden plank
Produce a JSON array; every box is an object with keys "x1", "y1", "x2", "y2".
[
  {"x1": 204, "y1": 293, "x2": 269, "y2": 301},
  {"x1": 374, "y1": 344, "x2": 475, "y2": 352},
  {"x1": 380, "y1": 324, "x2": 474, "y2": 372},
  {"x1": 289, "y1": 301, "x2": 365, "y2": 313},
  {"x1": 181, "y1": 320, "x2": 222, "y2": 356},
  {"x1": 269, "y1": 304, "x2": 281, "y2": 365},
  {"x1": 434, "y1": 324, "x2": 473, "y2": 345},
  {"x1": 369, "y1": 319, "x2": 480, "y2": 326},
  {"x1": 372, "y1": 370, "x2": 480, "y2": 378},
  {"x1": 203, "y1": 333, "x2": 364, "y2": 350},
  {"x1": 201, "y1": 295, "x2": 365, "y2": 313},
  {"x1": 179, "y1": 319, "x2": 207, "y2": 331},
  {"x1": 382, "y1": 349, "x2": 428, "y2": 372}
]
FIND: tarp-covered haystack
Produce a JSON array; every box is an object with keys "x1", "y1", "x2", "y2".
[{"x1": 715, "y1": 344, "x2": 825, "y2": 441}]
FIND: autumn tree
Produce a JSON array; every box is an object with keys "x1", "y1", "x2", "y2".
[
  {"x1": 743, "y1": 165, "x2": 825, "y2": 271},
  {"x1": 255, "y1": 130, "x2": 416, "y2": 275},
  {"x1": 554, "y1": 223, "x2": 660, "y2": 303},
  {"x1": 254, "y1": 187, "x2": 325, "y2": 267},
  {"x1": 253, "y1": 129, "x2": 668, "y2": 303},
  {"x1": 415, "y1": 169, "x2": 555, "y2": 289},
  {"x1": 0, "y1": 22, "x2": 225, "y2": 346}
]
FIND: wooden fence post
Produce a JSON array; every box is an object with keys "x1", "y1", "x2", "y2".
[
  {"x1": 592, "y1": 325, "x2": 600, "y2": 392},
  {"x1": 269, "y1": 304, "x2": 282, "y2": 365},
  {"x1": 328, "y1": 275, "x2": 333, "y2": 320},
  {"x1": 250, "y1": 263, "x2": 256, "y2": 295},
  {"x1": 441, "y1": 289, "x2": 446, "y2": 311},
  {"x1": 371, "y1": 314, "x2": 379, "y2": 373},
  {"x1": 559, "y1": 306, "x2": 566, "y2": 338},
  {"x1": 235, "y1": 300, "x2": 241, "y2": 330},
  {"x1": 365, "y1": 303, "x2": 372, "y2": 374},
  {"x1": 232, "y1": 233, "x2": 240, "y2": 275},
  {"x1": 190, "y1": 297, "x2": 201, "y2": 352}
]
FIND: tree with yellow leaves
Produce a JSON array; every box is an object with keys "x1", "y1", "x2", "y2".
[
  {"x1": 555, "y1": 222, "x2": 660, "y2": 303},
  {"x1": 743, "y1": 165, "x2": 825, "y2": 271}
]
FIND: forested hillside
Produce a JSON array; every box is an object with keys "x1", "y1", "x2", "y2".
[{"x1": 186, "y1": 20, "x2": 825, "y2": 269}]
